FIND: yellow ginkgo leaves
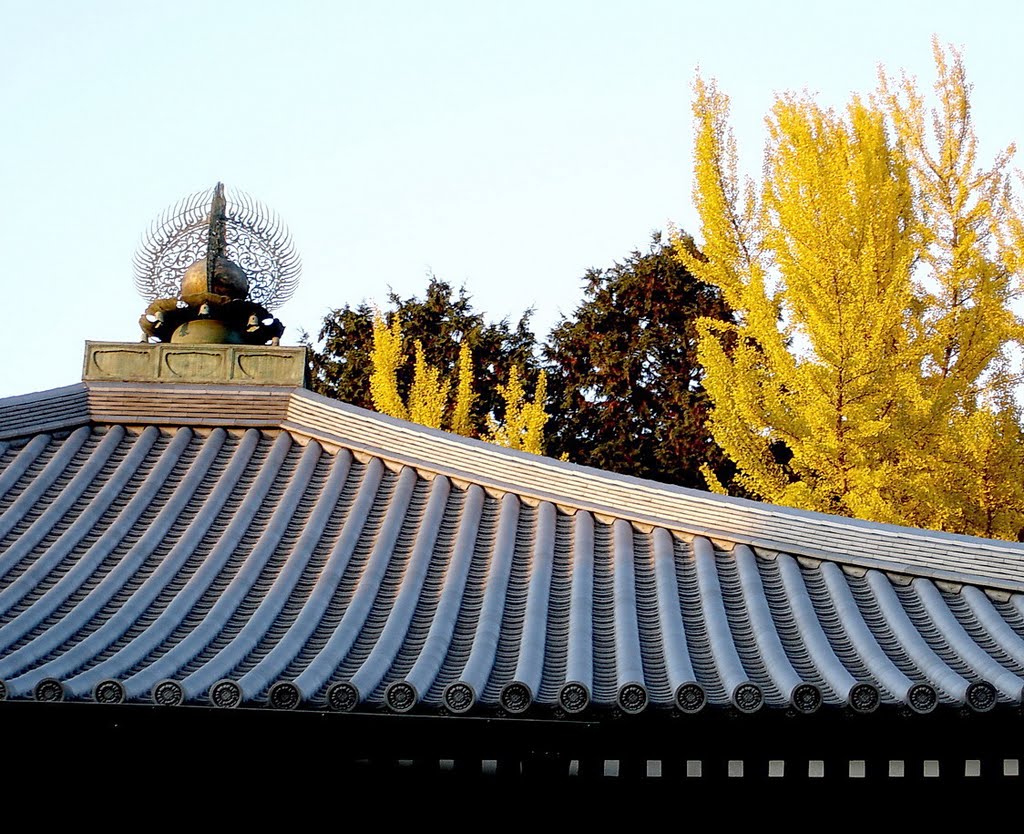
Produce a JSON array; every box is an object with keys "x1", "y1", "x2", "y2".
[
  {"x1": 369, "y1": 313, "x2": 549, "y2": 455},
  {"x1": 678, "y1": 41, "x2": 1024, "y2": 539}
]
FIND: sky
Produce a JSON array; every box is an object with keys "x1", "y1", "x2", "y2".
[{"x1": 2, "y1": 0, "x2": 1023, "y2": 397}]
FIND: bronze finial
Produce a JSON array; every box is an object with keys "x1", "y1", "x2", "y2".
[{"x1": 133, "y1": 183, "x2": 301, "y2": 345}]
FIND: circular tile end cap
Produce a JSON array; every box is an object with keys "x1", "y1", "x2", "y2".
[
  {"x1": 500, "y1": 681, "x2": 533, "y2": 714},
  {"x1": 34, "y1": 678, "x2": 65, "y2": 703},
  {"x1": 385, "y1": 681, "x2": 418, "y2": 713},
  {"x1": 94, "y1": 679, "x2": 125, "y2": 705},
  {"x1": 558, "y1": 682, "x2": 590, "y2": 714},
  {"x1": 442, "y1": 681, "x2": 476, "y2": 714},
  {"x1": 210, "y1": 679, "x2": 242, "y2": 709},
  {"x1": 268, "y1": 681, "x2": 301, "y2": 711},
  {"x1": 791, "y1": 682, "x2": 823, "y2": 714},
  {"x1": 908, "y1": 683, "x2": 938, "y2": 714},
  {"x1": 0, "y1": 679, "x2": 7, "y2": 702},
  {"x1": 675, "y1": 681, "x2": 707, "y2": 714},
  {"x1": 849, "y1": 682, "x2": 880, "y2": 714},
  {"x1": 966, "y1": 681, "x2": 996, "y2": 713},
  {"x1": 326, "y1": 681, "x2": 360, "y2": 713},
  {"x1": 617, "y1": 682, "x2": 648, "y2": 714},
  {"x1": 153, "y1": 679, "x2": 184, "y2": 707},
  {"x1": 732, "y1": 681, "x2": 763, "y2": 714}
]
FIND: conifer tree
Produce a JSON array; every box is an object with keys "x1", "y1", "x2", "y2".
[
  {"x1": 306, "y1": 277, "x2": 539, "y2": 437},
  {"x1": 677, "y1": 42, "x2": 1024, "y2": 538},
  {"x1": 544, "y1": 233, "x2": 734, "y2": 488}
]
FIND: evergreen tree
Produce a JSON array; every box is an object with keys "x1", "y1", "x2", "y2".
[
  {"x1": 678, "y1": 42, "x2": 1024, "y2": 538},
  {"x1": 544, "y1": 233, "x2": 734, "y2": 488},
  {"x1": 306, "y1": 276, "x2": 541, "y2": 438}
]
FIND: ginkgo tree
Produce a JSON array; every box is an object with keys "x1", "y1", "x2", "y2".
[
  {"x1": 676, "y1": 41, "x2": 1024, "y2": 539},
  {"x1": 486, "y1": 364, "x2": 548, "y2": 455},
  {"x1": 370, "y1": 313, "x2": 550, "y2": 454}
]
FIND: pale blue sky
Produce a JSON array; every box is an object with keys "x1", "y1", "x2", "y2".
[{"x1": 2, "y1": 1, "x2": 1023, "y2": 397}]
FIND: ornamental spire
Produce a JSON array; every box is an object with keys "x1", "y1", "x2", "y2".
[{"x1": 133, "y1": 183, "x2": 301, "y2": 345}]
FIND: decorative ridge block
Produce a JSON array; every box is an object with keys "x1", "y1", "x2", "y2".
[{"x1": 83, "y1": 341, "x2": 307, "y2": 387}]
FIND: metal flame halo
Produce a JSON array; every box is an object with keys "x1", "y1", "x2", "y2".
[{"x1": 133, "y1": 184, "x2": 301, "y2": 311}]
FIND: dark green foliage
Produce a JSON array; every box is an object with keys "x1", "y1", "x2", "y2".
[
  {"x1": 304, "y1": 303, "x2": 377, "y2": 408},
  {"x1": 305, "y1": 277, "x2": 539, "y2": 437},
  {"x1": 306, "y1": 238, "x2": 732, "y2": 491},
  {"x1": 543, "y1": 232, "x2": 734, "y2": 489}
]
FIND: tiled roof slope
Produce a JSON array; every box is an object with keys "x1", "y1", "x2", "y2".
[{"x1": 1, "y1": 381, "x2": 1024, "y2": 716}]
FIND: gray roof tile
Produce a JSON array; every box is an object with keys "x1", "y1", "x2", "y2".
[{"x1": 2, "y1": 383, "x2": 1024, "y2": 716}]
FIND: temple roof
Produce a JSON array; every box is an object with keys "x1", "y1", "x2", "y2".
[{"x1": 3, "y1": 379, "x2": 1024, "y2": 717}]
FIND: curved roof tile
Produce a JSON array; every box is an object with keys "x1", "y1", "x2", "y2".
[{"x1": 1, "y1": 383, "x2": 1024, "y2": 716}]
